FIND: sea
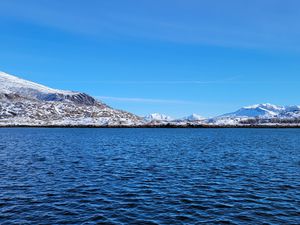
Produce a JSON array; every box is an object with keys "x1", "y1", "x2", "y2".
[{"x1": 0, "y1": 128, "x2": 299, "y2": 224}]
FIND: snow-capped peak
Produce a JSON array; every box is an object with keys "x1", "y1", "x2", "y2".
[
  {"x1": 243, "y1": 103, "x2": 284, "y2": 112},
  {"x1": 220, "y1": 103, "x2": 285, "y2": 119},
  {"x1": 144, "y1": 113, "x2": 173, "y2": 122},
  {"x1": 182, "y1": 114, "x2": 205, "y2": 121}
]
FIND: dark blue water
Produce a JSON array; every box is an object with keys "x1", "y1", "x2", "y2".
[{"x1": 0, "y1": 128, "x2": 299, "y2": 224}]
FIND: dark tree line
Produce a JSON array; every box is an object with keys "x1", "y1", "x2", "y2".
[{"x1": 240, "y1": 117, "x2": 300, "y2": 125}]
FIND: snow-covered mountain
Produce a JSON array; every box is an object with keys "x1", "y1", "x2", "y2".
[
  {"x1": 143, "y1": 113, "x2": 206, "y2": 126},
  {"x1": 181, "y1": 114, "x2": 205, "y2": 121},
  {"x1": 0, "y1": 72, "x2": 141, "y2": 126},
  {"x1": 220, "y1": 103, "x2": 284, "y2": 118},
  {"x1": 144, "y1": 113, "x2": 173, "y2": 122},
  {"x1": 142, "y1": 105, "x2": 300, "y2": 126},
  {"x1": 1, "y1": 72, "x2": 300, "y2": 127},
  {"x1": 211, "y1": 103, "x2": 300, "y2": 125}
]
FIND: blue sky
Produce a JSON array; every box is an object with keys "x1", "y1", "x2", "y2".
[{"x1": 1, "y1": 0, "x2": 300, "y2": 117}]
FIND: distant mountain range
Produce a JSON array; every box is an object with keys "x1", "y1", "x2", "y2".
[
  {"x1": 144, "y1": 113, "x2": 173, "y2": 122},
  {"x1": 210, "y1": 103, "x2": 300, "y2": 126},
  {"x1": 144, "y1": 113, "x2": 205, "y2": 122},
  {"x1": 1, "y1": 71, "x2": 300, "y2": 127},
  {"x1": 144, "y1": 103, "x2": 300, "y2": 125}
]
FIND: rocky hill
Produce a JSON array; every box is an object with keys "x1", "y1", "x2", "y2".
[{"x1": 0, "y1": 72, "x2": 142, "y2": 126}]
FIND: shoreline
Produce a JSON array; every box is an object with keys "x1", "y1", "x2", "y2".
[{"x1": 1, "y1": 124, "x2": 300, "y2": 128}]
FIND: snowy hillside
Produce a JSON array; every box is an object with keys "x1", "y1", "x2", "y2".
[
  {"x1": 0, "y1": 72, "x2": 97, "y2": 105},
  {"x1": 0, "y1": 72, "x2": 141, "y2": 126},
  {"x1": 0, "y1": 71, "x2": 74, "y2": 95}
]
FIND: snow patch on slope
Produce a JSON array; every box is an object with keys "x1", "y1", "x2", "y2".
[
  {"x1": 0, "y1": 71, "x2": 100, "y2": 105},
  {"x1": 0, "y1": 71, "x2": 75, "y2": 95}
]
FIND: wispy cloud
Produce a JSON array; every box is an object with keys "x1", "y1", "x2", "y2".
[
  {"x1": 75, "y1": 76, "x2": 242, "y2": 85},
  {"x1": 1, "y1": 0, "x2": 299, "y2": 51},
  {"x1": 96, "y1": 96, "x2": 196, "y2": 104},
  {"x1": 93, "y1": 80, "x2": 223, "y2": 85}
]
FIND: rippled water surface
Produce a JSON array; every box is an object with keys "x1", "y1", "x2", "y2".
[{"x1": 0, "y1": 128, "x2": 299, "y2": 224}]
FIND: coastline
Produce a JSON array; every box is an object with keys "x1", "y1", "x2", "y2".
[{"x1": 1, "y1": 124, "x2": 300, "y2": 128}]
